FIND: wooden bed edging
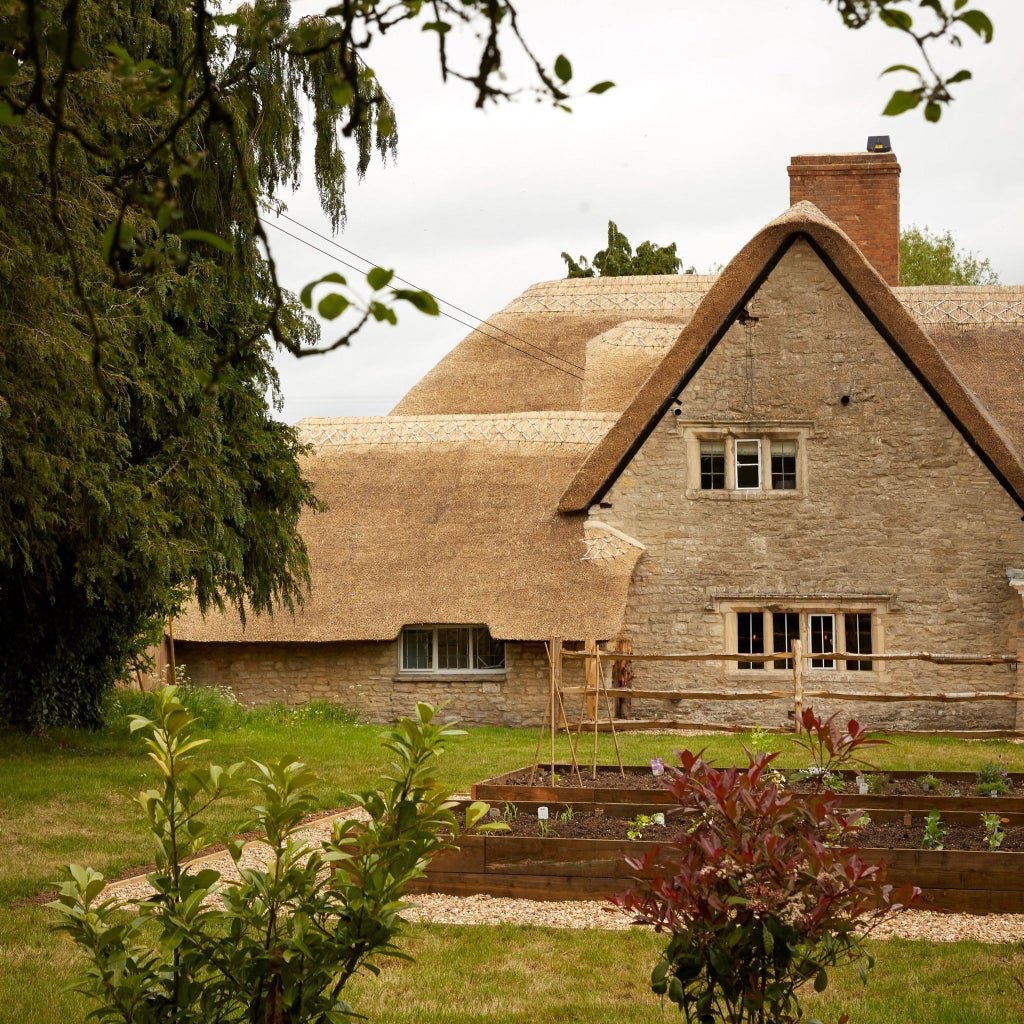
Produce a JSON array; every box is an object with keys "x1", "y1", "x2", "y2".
[{"x1": 409, "y1": 833, "x2": 1024, "y2": 915}]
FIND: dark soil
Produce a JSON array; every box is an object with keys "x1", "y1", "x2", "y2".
[
  {"x1": 483, "y1": 808, "x2": 1024, "y2": 852},
  {"x1": 499, "y1": 767, "x2": 1016, "y2": 799}
]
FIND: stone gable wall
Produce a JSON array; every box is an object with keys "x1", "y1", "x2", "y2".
[
  {"x1": 173, "y1": 639, "x2": 566, "y2": 728},
  {"x1": 595, "y1": 240, "x2": 1024, "y2": 730}
]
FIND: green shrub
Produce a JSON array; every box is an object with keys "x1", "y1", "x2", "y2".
[
  {"x1": 52, "y1": 687, "x2": 502, "y2": 1024},
  {"x1": 617, "y1": 708, "x2": 916, "y2": 1024}
]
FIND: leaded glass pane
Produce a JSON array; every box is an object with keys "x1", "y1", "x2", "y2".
[
  {"x1": 772, "y1": 612, "x2": 799, "y2": 670},
  {"x1": 737, "y1": 611, "x2": 764, "y2": 670},
  {"x1": 770, "y1": 439, "x2": 797, "y2": 490},
  {"x1": 699, "y1": 440, "x2": 726, "y2": 490},
  {"x1": 402, "y1": 628, "x2": 433, "y2": 670},
  {"x1": 437, "y1": 627, "x2": 470, "y2": 669},
  {"x1": 845, "y1": 613, "x2": 873, "y2": 671}
]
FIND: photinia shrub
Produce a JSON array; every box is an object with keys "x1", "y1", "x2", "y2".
[{"x1": 614, "y1": 709, "x2": 918, "y2": 1024}]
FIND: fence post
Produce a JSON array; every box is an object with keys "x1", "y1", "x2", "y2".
[{"x1": 792, "y1": 638, "x2": 804, "y2": 731}]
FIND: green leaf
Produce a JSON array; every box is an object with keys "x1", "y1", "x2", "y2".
[
  {"x1": 553, "y1": 54, "x2": 572, "y2": 83},
  {"x1": 369, "y1": 301, "x2": 398, "y2": 325},
  {"x1": 882, "y1": 88, "x2": 923, "y2": 116},
  {"x1": 946, "y1": 68, "x2": 973, "y2": 83},
  {"x1": 366, "y1": 266, "x2": 395, "y2": 290},
  {"x1": 924, "y1": 100, "x2": 942, "y2": 122},
  {"x1": 317, "y1": 293, "x2": 350, "y2": 320},
  {"x1": 392, "y1": 289, "x2": 440, "y2": 315},
  {"x1": 879, "y1": 8, "x2": 914, "y2": 30},
  {"x1": 588, "y1": 80, "x2": 615, "y2": 94},
  {"x1": 421, "y1": 20, "x2": 451, "y2": 34},
  {"x1": 955, "y1": 9, "x2": 994, "y2": 42},
  {"x1": 300, "y1": 272, "x2": 347, "y2": 308},
  {"x1": 814, "y1": 968, "x2": 828, "y2": 992},
  {"x1": 179, "y1": 229, "x2": 234, "y2": 254},
  {"x1": 880, "y1": 63, "x2": 921, "y2": 76}
]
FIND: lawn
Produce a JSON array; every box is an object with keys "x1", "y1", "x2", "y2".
[{"x1": 3, "y1": 689, "x2": 1024, "y2": 1024}]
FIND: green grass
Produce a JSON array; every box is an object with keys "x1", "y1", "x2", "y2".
[
  {"x1": 3, "y1": 910, "x2": 1022, "y2": 1024},
  {"x1": 5, "y1": 694, "x2": 1024, "y2": 1024}
]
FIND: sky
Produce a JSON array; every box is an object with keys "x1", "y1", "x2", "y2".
[{"x1": 265, "y1": 1, "x2": 1024, "y2": 423}]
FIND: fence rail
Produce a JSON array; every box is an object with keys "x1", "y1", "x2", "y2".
[{"x1": 548, "y1": 637, "x2": 1022, "y2": 739}]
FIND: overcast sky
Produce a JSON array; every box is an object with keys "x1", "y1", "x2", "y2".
[{"x1": 265, "y1": 1, "x2": 1024, "y2": 423}]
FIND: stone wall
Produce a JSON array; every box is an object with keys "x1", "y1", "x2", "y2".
[
  {"x1": 174, "y1": 638, "x2": 570, "y2": 728},
  {"x1": 593, "y1": 240, "x2": 1024, "y2": 731}
]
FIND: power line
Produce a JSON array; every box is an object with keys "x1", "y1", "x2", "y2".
[
  {"x1": 262, "y1": 220, "x2": 584, "y2": 382},
  {"x1": 262, "y1": 213, "x2": 587, "y2": 379}
]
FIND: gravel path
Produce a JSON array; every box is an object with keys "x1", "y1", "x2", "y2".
[{"x1": 100, "y1": 804, "x2": 1024, "y2": 945}]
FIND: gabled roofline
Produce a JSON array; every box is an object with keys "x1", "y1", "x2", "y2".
[{"x1": 559, "y1": 203, "x2": 1024, "y2": 516}]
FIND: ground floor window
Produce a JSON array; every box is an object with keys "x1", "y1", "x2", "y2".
[
  {"x1": 400, "y1": 625, "x2": 506, "y2": 673},
  {"x1": 733, "y1": 609, "x2": 874, "y2": 672}
]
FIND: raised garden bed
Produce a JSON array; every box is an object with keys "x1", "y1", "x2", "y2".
[
  {"x1": 412, "y1": 770, "x2": 1024, "y2": 914},
  {"x1": 472, "y1": 766, "x2": 1024, "y2": 823}
]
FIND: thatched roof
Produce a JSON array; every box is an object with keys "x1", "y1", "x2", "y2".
[
  {"x1": 559, "y1": 203, "x2": 1024, "y2": 513},
  {"x1": 173, "y1": 413, "x2": 642, "y2": 643},
  {"x1": 392, "y1": 276, "x2": 714, "y2": 416},
  {"x1": 177, "y1": 203, "x2": 1024, "y2": 646}
]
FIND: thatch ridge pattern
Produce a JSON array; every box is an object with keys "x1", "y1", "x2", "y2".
[
  {"x1": 582, "y1": 521, "x2": 646, "y2": 561},
  {"x1": 589, "y1": 320, "x2": 682, "y2": 350},
  {"x1": 893, "y1": 287, "x2": 1024, "y2": 325},
  {"x1": 297, "y1": 413, "x2": 618, "y2": 448}
]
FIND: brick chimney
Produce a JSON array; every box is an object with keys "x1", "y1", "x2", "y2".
[{"x1": 787, "y1": 150, "x2": 901, "y2": 285}]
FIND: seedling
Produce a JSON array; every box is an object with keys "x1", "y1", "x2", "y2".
[
  {"x1": 917, "y1": 774, "x2": 941, "y2": 793},
  {"x1": 864, "y1": 772, "x2": 890, "y2": 795},
  {"x1": 627, "y1": 813, "x2": 658, "y2": 841},
  {"x1": 559, "y1": 805, "x2": 575, "y2": 823},
  {"x1": 921, "y1": 809, "x2": 945, "y2": 850},
  {"x1": 502, "y1": 801, "x2": 518, "y2": 823},
  {"x1": 537, "y1": 818, "x2": 553, "y2": 838},
  {"x1": 981, "y1": 812, "x2": 1007, "y2": 851}
]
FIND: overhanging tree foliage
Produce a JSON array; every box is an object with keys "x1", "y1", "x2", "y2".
[
  {"x1": 0, "y1": 0, "x2": 604, "y2": 731},
  {"x1": 900, "y1": 224, "x2": 1000, "y2": 285},
  {"x1": 562, "y1": 221, "x2": 693, "y2": 278}
]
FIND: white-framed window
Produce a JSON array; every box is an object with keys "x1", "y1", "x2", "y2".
[
  {"x1": 400, "y1": 625, "x2": 505, "y2": 674},
  {"x1": 684, "y1": 425, "x2": 809, "y2": 496},
  {"x1": 735, "y1": 439, "x2": 762, "y2": 490},
  {"x1": 722, "y1": 607, "x2": 877, "y2": 673}
]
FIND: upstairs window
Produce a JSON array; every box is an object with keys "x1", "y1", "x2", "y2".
[
  {"x1": 771, "y1": 440, "x2": 798, "y2": 490},
  {"x1": 700, "y1": 440, "x2": 726, "y2": 490},
  {"x1": 690, "y1": 429, "x2": 805, "y2": 495},
  {"x1": 401, "y1": 626, "x2": 505, "y2": 674},
  {"x1": 735, "y1": 440, "x2": 762, "y2": 490}
]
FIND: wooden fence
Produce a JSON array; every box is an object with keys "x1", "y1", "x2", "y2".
[{"x1": 545, "y1": 636, "x2": 1021, "y2": 741}]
